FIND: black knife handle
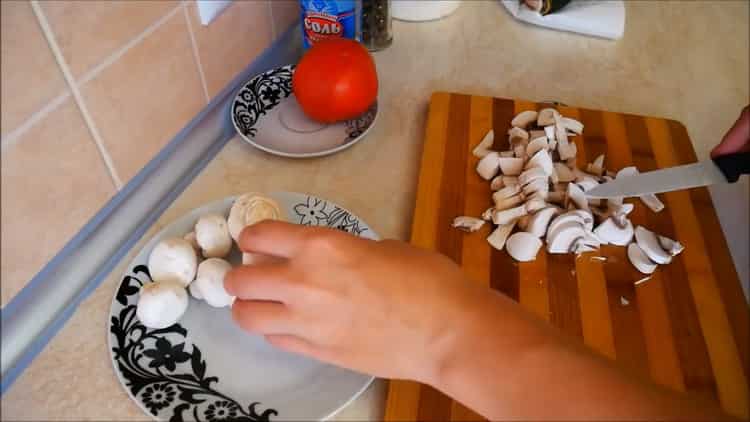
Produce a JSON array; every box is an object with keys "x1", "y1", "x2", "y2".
[{"x1": 712, "y1": 152, "x2": 750, "y2": 183}]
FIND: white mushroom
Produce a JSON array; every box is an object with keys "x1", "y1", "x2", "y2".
[
  {"x1": 518, "y1": 167, "x2": 548, "y2": 186},
  {"x1": 577, "y1": 178, "x2": 600, "y2": 192},
  {"x1": 493, "y1": 184, "x2": 522, "y2": 200},
  {"x1": 492, "y1": 205, "x2": 528, "y2": 225},
  {"x1": 473, "y1": 129, "x2": 495, "y2": 158},
  {"x1": 553, "y1": 113, "x2": 576, "y2": 161},
  {"x1": 452, "y1": 216, "x2": 486, "y2": 232},
  {"x1": 525, "y1": 149, "x2": 554, "y2": 176},
  {"x1": 499, "y1": 151, "x2": 515, "y2": 158},
  {"x1": 477, "y1": 151, "x2": 502, "y2": 180},
  {"x1": 508, "y1": 127, "x2": 529, "y2": 143},
  {"x1": 522, "y1": 178, "x2": 549, "y2": 197},
  {"x1": 529, "y1": 130, "x2": 547, "y2": 140},
  {"x1": 514, "y1": 144, "x2": 527, "y2": 159},
  {"x1": 511, "y1": 110, "x2": 538, "y2": 128},
  {"x1": 537, "y1": 108, "x2": 559, "y2": 126},
  {"x1": 553, "y1": 162, "x2": 576, "y2": 183},
  {"x1": 195, "y1": 214, "x2": 232, "y2": 258},
  {"x1": 516, "y1": 215, "x2": 531, "y2": 230},
  {"x1": 526, "y1": 207, "x2": 559, "y2": 238},
  {"x1": 137, "y1": 280, "x2": 189, "y2": 329},
  {"x1": 183, "y1": 231, "x2": 201, "y2": 255},
  {"x1": 658, "y1": 235, "x2": 685, "y2": 256},
  {"x1": 561, "y1": 117, "x2": 584, "y2": 134},
  {"x1": 490, "y1": 175, "x2": 518, "y2": 191},
  {"x1": 148, "y1": 238, "x2": 198, "y2": 287},
  {"x1": 525, "y1": 198, "x2": 548, "y2": 213},
  {"x1": 593, "y1": 218, "x2": 634, "y2": 246},
  {"x1": 567, "y1": 182, "x2": 589, "y2": 211},
  {"x1": 616, "y1": 167, "x2": 665, "y2": 212},
  {"x1": 544, "y1": 125, "x2": 556, "y2": 142},
  {"x1": 481, "y1": 207, "x2": 494, "y2": 221},
  {"x1": 570, "y1": 209, "x2": 595, "y2": 231},
  {"x1": 586, "y1": 154, "x2": 605, "y2": 176},
  {"x1": 526, "y1": 136, "x2": 548, "y2": 159},
  {"x1": 191, "y1": 258, "x2": 234, "y2": 308},
  {"x1": 227, "y1": 193, "x2": 285, "y2": 242},
  {"x1": 547, "y1": 221, "x2": 586, "y2": 253},
  {"x1": 506, "y1": 232, "x2": 543, "y2": 262},
  {"x1": 628, "y1": 242, "x2": 658, "y2": 274},
  {"x1": 487, "y1": 221, "x2": 517, "y2": 251},
  {"x1": 498, "y1": 157, "x2": 524, "y2": 176},
  {"x1": 634, "y1": 226, "x2": 672, "y2": 264},
  {"x1": 188, "y1": 283, "x2": 203, "y2": 300}
]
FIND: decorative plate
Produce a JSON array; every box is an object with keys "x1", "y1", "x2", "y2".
[
  {"x1": 108, "y1": 192, "x2": 377, "y2": 421},
  {"x1": 231, "y1": 65, "x2": 378, "y2": 158}
]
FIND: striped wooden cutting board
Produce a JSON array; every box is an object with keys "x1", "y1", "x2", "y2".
[{"x1": 384, "y1": 92, "x2": 750, "y2": 420}]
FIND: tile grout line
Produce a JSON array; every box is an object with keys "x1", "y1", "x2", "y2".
[
  {"x1": 77, "y1": 4, "x2": 183, "y2": 87},
  {"x1": 183, "y1": 2, "x2": 210, "y2": 104},
  {"x1": 0, "y1": 91, "x2": 71, "y2": 152},
  {"x1": 30, "y1": 0, "x2": 123, "y2": 190}
]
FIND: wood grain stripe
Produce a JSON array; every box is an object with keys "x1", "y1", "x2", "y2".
[
  {"x1": 644, "y1": 117, "x2": 749, "y2": 419},
  {"x1": 547, "y1": 253, "x2": 584, "y2": 339},
  {"x1": 570, "y1": 108, "x2": 615, "y2": 358},
  {"x1": 490, "y1": 98, "x2": 520, "y2": 300},
  {"x1": 450, "y1": 95, "x2": 494, "y2": 422},
  {"x1": 667, "y1": 120, "x2": 749, "y2": 379},
  {"x1": 386, "y1": 92, "x2": 453, "y2": 422},
  {"x1": 418, "y1": 93, "x2": 472, "y2": 422}
]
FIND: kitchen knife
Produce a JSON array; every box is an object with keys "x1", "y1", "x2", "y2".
[{"x1": 585, "y1": 152, "x2": 750, "y2": 198}]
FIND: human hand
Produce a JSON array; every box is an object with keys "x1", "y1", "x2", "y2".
[
  {"x1": 711, "y1": 105, "x2": 750, "y2": 158},
  {"x1": 223, "y1": 220, "x2": 486, "y2": 384}
]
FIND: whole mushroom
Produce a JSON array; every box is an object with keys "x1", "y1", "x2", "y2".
[
  {"x1": 137, "y1": 280, "x2": 189, "y2": 329},
  {"x1": 148, "y1": 238, "x2": 198, "y2": 287},
  {"x1": 195, "y1": 214, "x2": 232, "y2": 258},
  {"x1": 227, "y1": 193, "x2": 285, "y2": 242},
  {"x1": 191, "y1": 258, "x2": 234, "y2": 308}
]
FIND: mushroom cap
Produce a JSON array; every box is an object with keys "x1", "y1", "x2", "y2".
[
  {"x1": 526, "y1": 207, "x2": 559, "y2": 238},
  {"x1": 594, "y1": 218, "x2": 634, "y2": 246},
  {"x1": 634, "y1": 226, "x2": 672, "y2": 264},
  {"x1": 148, "y1": 237, "x2": 198, "y2": 286},
  {"x1": 195, "y1": 214, "x2": 232, "y2": 258},
  {"x1": 227, "y1": 194, "x2": 284, "y2": 242},
  {"x1": 627, "y1": 242, "x2": 657, "y2": 274},
  {"x1": 658, "y1": 235, "x2": 685, "y2": 256},
  {"x1": 476, "y1": 151, "x2": 502, "y2": 180},
  {"x1": 137, "y1": 280, "x2": 189, "y2": 329},
  {"x1": 547, "y1": 221, "x2": 586, "y2": 253},
  {"x1": 192, "y1": 258, "x2": 234, "y2": 308},
  {"x1": 506, "y1": 232, "x2": 542, "y2": 262}
]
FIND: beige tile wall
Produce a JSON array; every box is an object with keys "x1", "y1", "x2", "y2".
[{"x1": 0, "y1": 0, "x2": 300, "y2": 306}]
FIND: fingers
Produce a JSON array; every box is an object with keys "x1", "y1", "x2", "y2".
[
  {"x1": 264, "y1": 334, "x2": 325, "y2": 361},
  {"x1": 224, "y1": 264, "x2": 297, "y2": 301},
  {"x1": 712, "y1": 105, "x2": 750, "y2": 158},
  {"x1": 231, "y1": 300, "x2": 300, "y2": 335},
  {"x1": 238, "y1": 220, "x2": 311, "y2": 258}
]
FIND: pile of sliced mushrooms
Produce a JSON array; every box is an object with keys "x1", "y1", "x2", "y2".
[
  {"x1": 136, "y1": 193, "x2": 284, "y2": 329},
  {"x1": 453, "y1": 108, "x2": 684, "y2": 273}
]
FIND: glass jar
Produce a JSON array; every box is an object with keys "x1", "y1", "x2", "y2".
[{"x1": 361, "y1": 0, "x2": 392, "y2": 51}]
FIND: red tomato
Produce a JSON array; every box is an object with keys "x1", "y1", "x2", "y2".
[{"x1": 293, "y1": 39, "x2": 378, "y2": 123}]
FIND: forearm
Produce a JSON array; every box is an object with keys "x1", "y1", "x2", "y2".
[{"x1": 426, "y1": 289, "x2": 729, "y2": 420}]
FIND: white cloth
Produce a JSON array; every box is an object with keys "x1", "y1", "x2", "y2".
[{"x1": 501, "y1": 0, "x2": 626, "y2": 40}]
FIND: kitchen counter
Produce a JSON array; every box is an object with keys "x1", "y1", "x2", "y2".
[{"x1": 3, "y1": 1, "x2": 748, "y2": 419}]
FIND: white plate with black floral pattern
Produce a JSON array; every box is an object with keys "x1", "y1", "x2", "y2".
[
  {"x1": 108, "y1": 192, "x2": 377, "y2": 421},
  {"x1": 231, "y1": 65, "x2": 378, "y2": 158}
]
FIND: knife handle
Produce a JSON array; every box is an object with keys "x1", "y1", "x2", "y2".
[{"x1": 713, "y1": 152, "x2": 750, "y2": 183}]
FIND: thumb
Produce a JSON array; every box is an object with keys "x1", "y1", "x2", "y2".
[{"x1": 712, "y1": 106, "x2": 750, "y2": 158}]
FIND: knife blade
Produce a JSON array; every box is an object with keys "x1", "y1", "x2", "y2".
[{"x1": 585, "y1": 152, "x2": 750, "y2": 198}]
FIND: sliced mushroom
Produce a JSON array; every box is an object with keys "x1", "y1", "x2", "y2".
[
  {"x1": 508, "y1": 127, "x2": 529, "y2": 143},
  {"x1": 511, "y1": 110, "x2": 539, "y2": 129},
  {"x1": 487, "y1": 221, "x2": 517, "y2": 251},
  {"x1": 499, "y1": 151, "x2": 516, "y2": 158},
  {"x1": 498, "y1": 157, "x2": 524, "y2": 176},
  {"x1": 476, "y1": 151, "x2": 502, "y2": 180},
  {"x1": 492, "y1": 205, "x2": 527, "y2": 225},
  {"x1": 494, "y1": 183, "x2": 522, "y2": 199},
  {"x1": 514, "y1": 144, "x2": 527, "y2": 159},
  {"x1": 526, "y1": 136, "x2": 548, "y2": 158},
  {"x1": 517, "y1": 214, "x2": 531, "y2": 230},
  {"x1": 525, "y1": 198, "x2": 548, "y2": 213},
  {"x1": 137, "y1": 280, "x2": 189, "y2": 329},
  {"x1": 537, "y1": 108, "x2": 559, "y2": 126},
  {"x1": 616, "y1": 167, "x2": 665, "y2": 212},
  {"x1": 570, "y1": 209, "x2": 595, "y2": 231},
  {"x1": 228, "y1": 193, "x2": 284, "y2": 242},
  {"x1": 525, "y1": 149, "x2": 554, "y2": 176},
  {"x1": 148, "y1": 238, "x2": 198, "y2": 287},
  {"x1": 452, "y1": 216, "x2": 486, "y2": 232},
  {"x1": 518, "y1": 167, "x2": 548, "y2": 186},
  {"x1": 195, "y1": 214, "x2": 232, "y2": 258},
  {"x1": 526, "y1": 207, "x2": 559, "y2": 238},
  {"x1": 576, "y1": 178, "x2": 600, "y2": 192},
  {"x1": 544, "y1": 125, "x2": 556, "y2": 142},
  {"x1": 553, "y1": 113, "x2": 576, "y2": 161},
  {"x1": 658, "y1": 235, "x2": 685, "y2": 256},
  {"x1": 506, "y1": 232, "x2": 543, "y2": 262},
  {"x1": 567, "y1": 182, "x2": 589, "y2": 211},
  {"x1": 522, "y1": 178, "x2": 549, "y2": 196},
  {"x1": 634, "y1": 226, "x2": 672, "y2": 264},
  {"x1": 490, "y1": 175, "x2": 518, "y2": 191},
  {"x1": 586, "y1": 154, "x2": 605, "y2": 176},
  {"x1": 593, "y1": 218, "x2": 634, "y2": 246},
  {"x1": 553, "y1": 162, "x2": 576, "y2": 183},
  {"x1": 561, "y1": 117, "x2": 584, "y2": 135},
  {"x1": 191, "y1": 258, "x2": 234, "y2": 308},
  {"x1": 547, "y1": 221, "x2": 586, "y2": 253},
  {"x1": 481, "y1": 207, "x2": 494, "y2": 221},
  {"x1": 473, "y1": 129, "x2": 495, "y2": 158},
  {"x1": 529, "y1": 129, "x2": 547, "y2": 140},
  {"x1": 628, "y1": 242, "x2": 658, "y2": 274},
  {"x1": 547, "y1": 191, "x2": 566, "y2": 204},
  {"x1": 495, "y1": 194, "x2": 525, "y2": 210}
]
